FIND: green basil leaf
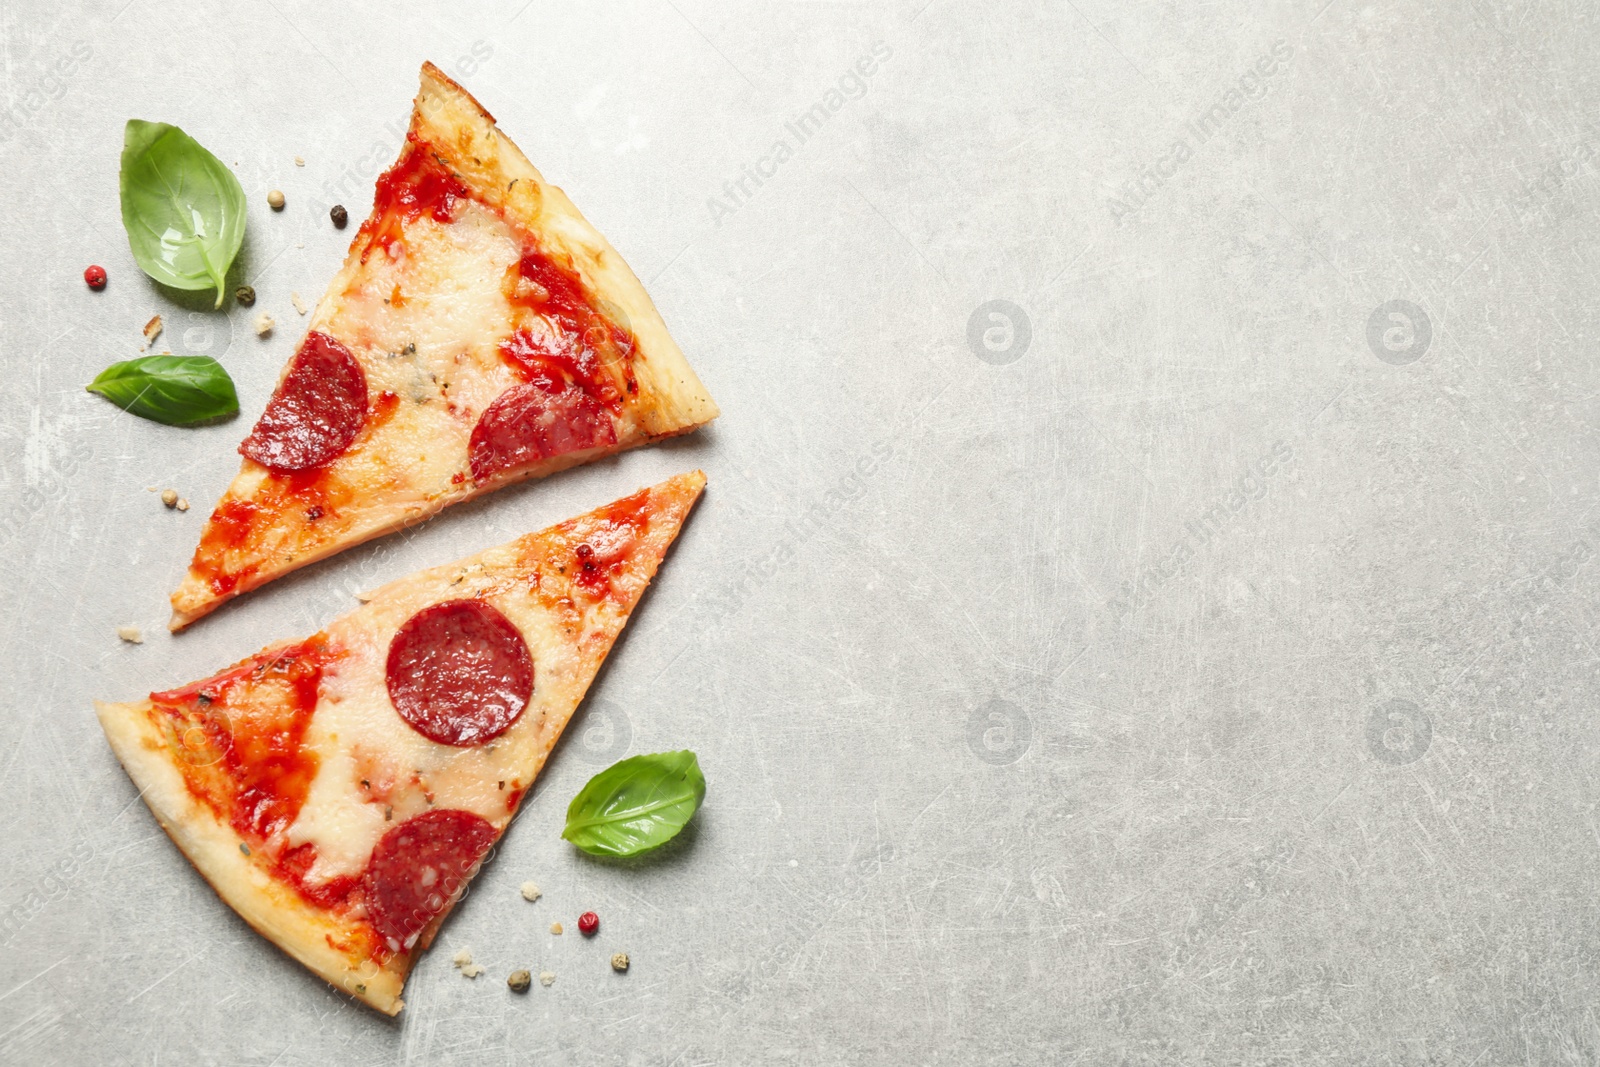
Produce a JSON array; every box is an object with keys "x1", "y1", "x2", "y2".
[
  {"x1": 562, "y1": 750, "x2": 706, "y2": 857},
  {"x1": 86, "y1": 355, "x2": 239, "y2": 426},
  {"x1": 119, "y1": 120, "x2": 246, "y2": 309}
]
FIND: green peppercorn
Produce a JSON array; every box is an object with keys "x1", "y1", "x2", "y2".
[
  {"x1": 235, "y1": 285, "x2": 256, "y2": 307},
  {"x1": 507, "y1": 969, "x2": 531, "y2": 993}
]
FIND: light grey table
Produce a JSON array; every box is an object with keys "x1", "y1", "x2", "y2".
[{"x1": 4, "y1": 1, "x2": 1598, "y2": 1063}]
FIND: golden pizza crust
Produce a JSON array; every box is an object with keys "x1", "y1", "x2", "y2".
[
  {"x1": 169, "y1": 63, "x2": 716, "y2": 630},
  {"x1": 107, "y1": 471, "x2": 707, "y2": 1013},
  {"x1": 95, "y1": 697, "x2": 412, "y2": 1014},
  {"x1": 409, "y1": 63, "x2": 719, "y2": 438}
]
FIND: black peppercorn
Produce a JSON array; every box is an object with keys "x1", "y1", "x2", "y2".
[{"x1": 330, "y1": 204, "x2": 349, "y2": 229}]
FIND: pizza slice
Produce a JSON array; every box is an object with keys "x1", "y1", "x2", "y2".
[
  {"x1": 98, "y1": 471, "x2": 705, "y2": 1015},
  {"x1": 169, "y1": 62, "x2": 717, "y2": 630}
]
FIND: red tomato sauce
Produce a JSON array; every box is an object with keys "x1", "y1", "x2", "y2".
[
  {"x1": 360, "y1": 133, "x2": 639, "y2": 407},
  {"x1": 497, "y1": 327, "x2": 622, "y2": 412},
  {"x1": 190, "y1": 468, "x2": 335, "y2": 597},
  {"x1": 503, "y1": 246, "x2": 638, "y2": 410},
  {"x1": 191, "y1": 376, "x2": 398, "y2": 597},
  {"x1": 567, "y1": 487, "x2": 653, "y2": 600},
  {"x1": 274, "y1": 843, "x2": 362, "y2": 912},
  {"x1": 358, "y1": 134, "x2": 472, "y2": 263},
  {"x1": 151, "y1": 638, "x2": 359, "y2": 912}
]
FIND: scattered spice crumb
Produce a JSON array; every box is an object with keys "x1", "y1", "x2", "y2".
[
  {"x1": 255, "y1": 313, "x2": 275, "y2": 336},
  {"x1": 235, "y1": 285, "x2": 256, "y2": 307},
  {"x1": 520, "y1": 881, "x2": 542, "y2": 903},
  {"x1": 538, "y1": 971, "x2": 555, "y2": 987},
  {"x1": 611, "y1": 953, "x2": 630, "y2": 973},
  {"x1": 116, "y1": 625, "x2": 143, "y2": 644},
  {"x1": 549, "y1": 922, "x2": 563, "y2": 935},
  {"x1": 267, "y1": 189, "x2": 286, "y2": 210},
  {"x1": 142, "y1": 315, "x2": 163, "y2": 346},
  {"x1": 294, "y1": 155, "x2": 305, "y2": 166},
  {"x1": 160, "y1": 489, "x2": 179, "y2": 508},
  {"x1": 507, "y1": 969, "x2": 531, "y2": 993},
  {"x1": 290, "y1": 291, "x2": 307, "y2": 315},
  {"x1": 451, "y1": 949, "x2": 484, "y2": 979},
  {"x1": 176, "y1": 498, "x2": 190, "y2": 512},
  {"x1": 239, "y1": 842, "x2": 250, "y2": 856}
]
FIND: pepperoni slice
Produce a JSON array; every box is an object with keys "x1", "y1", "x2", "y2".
[
  {"x1": 364, "y1": 809, "x2": 497, "y2": 950},
  {"x1": 239, "y1": 331, "x2": 369, "y2": 471},
  {"x1": 468, "y1": 380, "x2": 616, "y2": 483},
  {"x1": 385, "y1": 599, "x2": 534, "y2": 746}
]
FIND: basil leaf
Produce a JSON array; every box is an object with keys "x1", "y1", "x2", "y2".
[
  {"x1": 86, "y1": 355, "x2": 239, "y2": 426},
  {"x1": 119, "y1": 120, "x2": 246, "y2": 309},
  {"x1": 562, "y1": 750, "x2": 706, "y2": 857}
]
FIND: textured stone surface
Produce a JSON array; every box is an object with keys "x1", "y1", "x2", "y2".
[{"x1": 3, "y1": 1, "x2": 1599, "y2": 1063}]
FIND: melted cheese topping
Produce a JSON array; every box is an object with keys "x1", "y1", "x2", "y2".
[
  {"x1": 171, "y1": 66, "x2": 718, "y2": 628},
  {"x1": 289, "y1": 560, "x2": 585, "y2": 882},
  {"x1": 255, "y1": 472, "x2": 703, "y2": 890}
]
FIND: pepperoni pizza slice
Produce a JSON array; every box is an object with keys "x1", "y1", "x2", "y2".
[
  {"x1": 98, "y1": 471, "x2": 705, "y2": 1014},
  {"x1": 169, "y1": 62, "x2": 718, "y2": 630}
]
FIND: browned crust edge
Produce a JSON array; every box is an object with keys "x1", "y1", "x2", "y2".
[
  {"x1": 168, "y1": 62, "x2": 717, "y2": 630},
  {"x1": 93, "y1": 699, "x2": 411, "y2": 1014},
  {"x1": 112, "y1": 471, "x2": 709, "y2": 1013}
]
